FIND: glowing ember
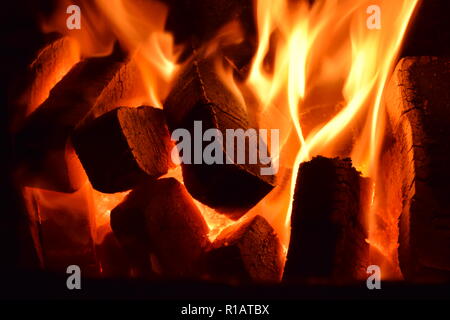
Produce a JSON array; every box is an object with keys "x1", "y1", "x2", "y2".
[
  {"x1": 29, "y1": 0, "x2": 420, "y2": 279},
  {"x1": 162, "y1": 167, "x2": 234, "y2": 242},
  {"x1": 241, "y1": 0, "x2": 420, "y2": 279}
]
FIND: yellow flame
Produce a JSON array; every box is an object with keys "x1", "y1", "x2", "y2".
[
  {"x1": 38, "y1": 0, "x2": 420, "y2": 277},
  {"x1": 94, "y1": 0, "x2": 180, "y2": 108},
  {"x1": 244, "y1": 0, "x2": 420, "y2": 273}
]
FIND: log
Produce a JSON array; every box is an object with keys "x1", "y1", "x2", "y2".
[
  {"x1": 203, "y1": 215, "x2": 283, "y2": 284},
  {"x1": 6, "y1": 34, "x2": 79, "y2": 270},
  {"x1": 145, "y1": 178, "x2": 210, "y2": 277},
  {"x1": 78, "y1": 58, "x2": 146, "y2": 126},
  {"x1": 283, "y1": 156, "x2": 370, "y2": 283},
  {"x1": 72, "y1": 106, "x2": 173, "y2": 193},
  {"x1": 111, "y1": 178, "x2": 210, "y2": 278},
  {"x1": 381, "y1": 57, "x2": 450, "y2": 280},
  {"x1": 9, "y1": 33, "x2": 80, "y2": 130},
  {"x1": 2, "y1": 29, "x2": 72, "y2": 271},
  {"x1": 14, "y1": 46, "x2": 129, "y2": 192},
  {"x1": 164, "y1": 57, "x2": 275, "y2": 218}
]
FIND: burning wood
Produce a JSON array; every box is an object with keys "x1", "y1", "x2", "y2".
[
  {"x1": 79, "y1": 59, "x2": 146, "y2": 126},
  {"x1": 203, "y1": 215, "x2": 283, "y2": 284},
  {"x1": 164, "y1": 57, "x2": 275, "y2": 218},
  {"x1": 73, "y1": 106, "x2": 173, "y2": 193},
  {"x1": 15, "y1": 46, "x2": 130, "y2": 192},
  {"x1": 382, "y1": 57, "x2": 450, "y2": 280},
  {"x1": 6, "y1": 0, "x2": 431, "y2": 287},
  {"x1": 111, "y1": 178, "x2": 210, "y2": 278},
  {"x1": 5, "y1": 32, "x2": 80, "y2": 271},
  {"x1": 283, "y1": 156, "x2": 370, "y2": 283},
  {"x1": 10, "y1": 33, "x2": 80, "y2": 129}
]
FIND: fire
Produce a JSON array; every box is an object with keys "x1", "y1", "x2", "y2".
[
  {"x1": 162, "y1": 166, "x2": 234, "y2": 242},
  {"x1": 42, "y1": 0, "x2": 180, "y2": 108},
  {"x1": 242, "y1": 0, "x2": 420, "y2": 279},
  {"x1": 26, "y1": 37, "x2": 81, "y2": 116},
  {"x1": 29, "y1": 0, "x2": 420, "y2": 279},
  {"x1": 93, "y1": 0, "x2": 180, "y2": 108},
  {"x1": 35, "y1": 0, "x2": 182, "y2": 248}
]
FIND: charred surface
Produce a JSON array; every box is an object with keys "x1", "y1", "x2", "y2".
[
  {"x1": 73, "y1": 106, "x2": 172, "y2": 193},
  {"x1": 382, "y1": 57, "x2": 450, "y2": 280},
  {"x1": 204, "y1": 215, "x2": 283, "y2": 284},
  {"x1": 165, "y1": 57, "x2": 275, "y2": 218},
  {"x1": 284, "y1": 156, "x2": 370, "y2": 283}
]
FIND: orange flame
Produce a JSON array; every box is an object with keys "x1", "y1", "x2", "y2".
[
  {"x1": 93, "y1": 0, "x2": 180, "y2": 108},
  {"x1": 35, "y1": 0, "x2": 182, "y2": 249},
  {"x1": 241, "y1": 0, "x2": 420, "y2": 278},
  {"x1": 33, "y1": 0, "x2": 420, "y2": 279},
  {"x1": 41, "y1": 0, "x2": 181, "y2": 108}
]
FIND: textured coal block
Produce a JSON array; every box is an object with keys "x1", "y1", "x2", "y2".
[
  {"x1": 15, "y1": 47, "x2": 128, "y2": 192},
  {"x1": 283, "y1": 156, "x2": 370, "y2": 283},
  {"x1": 204, "y1": 215, "x2": 283, "y2": 284},
  {"x1": 73, "y1": 106, "x2": 172, "y2": 193},
  {"x1": 9, "y1": 33, "x2": 80, "y2": 129},
  {"x1": 111, "y1": 178, "x2": 210, "y2": 278},
  {"x1": 381, "y1": 57, "x2": 450, "y2": 280},
  {"x1": 164, "y1": 57, "x2": 275, "y2": 218}
]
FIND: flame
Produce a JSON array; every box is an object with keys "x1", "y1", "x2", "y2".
[
  {"x1": 42, "y1": 0, "x2": 181, "y2": 108},
  {"x1": 36, "y1": 0, "x2": 232, "y2": 248},
  {"x1": 31, "y1": 0, "x2": 420, "y2": 279},
  {"x1": 32, "y1": 0, "x2": 181, "y2": 251},
  {"x1": 93, "y1": 0, "x2": 180, "y2": 108},
  {"x1": 91, "y1": 189, "x2": 130, "y2": 228},
  {"x1": 26, "y1": 37, "x2": 80, "y2": 116},
  {"x1": 241, "y1": 0, "x2": 420, "y2": 278}
]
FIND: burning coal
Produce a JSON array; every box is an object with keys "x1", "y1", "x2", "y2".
[{"x1": 11, "y1": 0, "x2": 428, "y2": 284}]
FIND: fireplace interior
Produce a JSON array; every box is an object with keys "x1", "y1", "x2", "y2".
[{"x1": 2, "y1": 0, "x2": 450, "y2": 299}]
